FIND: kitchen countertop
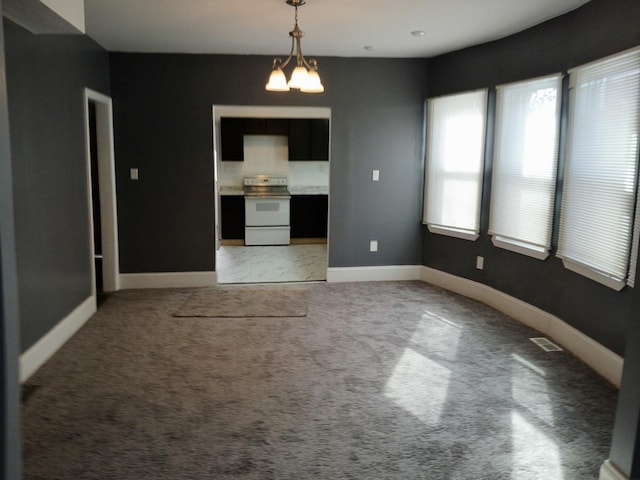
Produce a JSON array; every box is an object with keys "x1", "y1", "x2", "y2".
[
  {"x1": 289, "y1": 186, "x2": 329, "y2": 195},
  {"x1": 219, "y1": 186, "x2": 244, "y2": 195},
  {"x1": 220, "y1": 185, "x2": 329, "y2": 196}
]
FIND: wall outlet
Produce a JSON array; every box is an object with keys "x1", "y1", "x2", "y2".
[
  {"x1": 130, "y1": 168, "x2": 139, "y2": 180},
  {"x1": 372, "y1": 169, "x2": 380, "y2": 182},
  {"x1": 370, "y1": 240, "x2": 378, "y2": 252},
  {"x1": 476, "y1": 256, "x2": 484, "y2": 270}
]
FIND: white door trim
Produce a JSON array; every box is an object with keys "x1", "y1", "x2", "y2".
[
  {"x1": 84, "y1": 88, "x2": 120, "y2": 293},
  {"x1": 211, "y1": 105, "x2": 332, "y2": 281}
]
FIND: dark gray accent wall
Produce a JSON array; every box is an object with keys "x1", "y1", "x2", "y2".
[
  {"x1": 109, "y1": 54, "x2": 427, "y2": 273},
  {"x1": 3, "y1": 19, "x2": 110, "y2": 352},
  {"x1": 423, "y1": 0, "x2": 640, "y2": 356},
  {"x1": 0, "y1": 3, "x2": 22, "y2": 478},
  {"x1": 428, "y1": 0, "x2": 640, "y2": 97},
  {"x1": 610, "y1": 322, "x2": 640, "y2": 477}
]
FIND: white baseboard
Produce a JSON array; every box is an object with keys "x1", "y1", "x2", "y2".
[
  {"x1": 119, "y1": 271, "x2": 217, "y2": 289},
  {"x1": 20, "y1": 295, "x2": 96, "y2": 382},
  {"x1": 326, "y1": 265, "x2": 421, "y2": 283},
  {"x1": 420, "y1": 266, "x2": 623, "y2": 387},
  {"x1": 600, "y1": 460, "x2": 628, "y2": 480},
  {"x1": 29, "y1": 266, "x2": 620, "y2": 386}
]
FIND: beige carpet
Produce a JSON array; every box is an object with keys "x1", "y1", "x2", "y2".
[{"x1": 173, "y1": 285, "x2": 309, "y2": 317}]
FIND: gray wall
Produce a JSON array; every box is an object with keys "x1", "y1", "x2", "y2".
[
  {"x1": 610, "y1": 319, "x2": 640, "y2": 476},
  {"x1": 109, "y1": 54, "x2": 427, "y2": 273},
  {"x1": 0, "y1": 2, "x2": 22, "y2": 476},
  {"x1": 423, "y1": 0, "x2": 640, "y2": 356},
  {"x1": 3, "y1": 19, "x2": 110, "y2": 351}
]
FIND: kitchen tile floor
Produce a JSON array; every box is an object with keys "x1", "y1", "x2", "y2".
[{"x1": 216, "y1": 244, "x2": 327, "y2": 284}]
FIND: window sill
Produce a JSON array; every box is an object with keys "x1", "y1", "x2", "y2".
[
  {"x1": 561, "y1": 258, "x2": 626, "y2": 291},
  {"x1": 426, "y1": 224, "x2": 479, "y2": 241},
  {"x1": 491, "y1": 236, "x2": 549, "y2": 260}
]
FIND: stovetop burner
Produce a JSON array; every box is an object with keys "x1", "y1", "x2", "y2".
[{"x1": 243, "y1": 175, "x2": 290, "y2": 197}]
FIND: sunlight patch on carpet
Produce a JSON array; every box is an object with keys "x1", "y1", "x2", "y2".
[
  {"x1": 512, "y1": 354, "x2": 547, "y2": 377},
  {"x1": 411, "y1": 311, "x2": 463, "y2": 361},
  {"x1": 384, "y1": 348, "x2": 451, "y2": 425},
  {"x1": 511, "y1": 411, "x2": 564, "y2": 479},
  {"x1": 512, "y1": 359, "x2": 554, "y2": 426}
]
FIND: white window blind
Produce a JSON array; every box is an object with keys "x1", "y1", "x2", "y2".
[
  {"x1": 423, "y1": 90, "x2": 487, "y2": 241},
  {"x1": 558, "y1": 47, "x2": 640, "y2": 290},
  {"x1": 489, "y1": 75, "x2": 562, "y2": 259}
]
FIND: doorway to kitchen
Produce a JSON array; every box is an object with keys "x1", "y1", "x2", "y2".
[{"x1": 212, "y1": 106, "x2": 330, "y2": 284}]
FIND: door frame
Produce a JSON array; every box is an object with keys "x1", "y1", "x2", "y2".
[{"x1": 83, "y1": 88, "x2": 120, "y2": 294}]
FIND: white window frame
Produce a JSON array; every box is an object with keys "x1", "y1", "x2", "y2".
[
  {"x1": 423, "y1": 89, "x2": 488, "y2": 241},
  {"x1": 557, "y1": 47, "x2": 640, "y2": 291},
  {"x1": 489, "y1": 74, "x2": 563, "y2": 260}
]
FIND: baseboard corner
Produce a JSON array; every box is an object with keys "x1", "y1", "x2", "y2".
[
  {"x1": 20, "y1": 295, "x2": 96, "y2": 382},
  {"x1": 600, "y1": 460, "x2": 628, "y2": 480}
]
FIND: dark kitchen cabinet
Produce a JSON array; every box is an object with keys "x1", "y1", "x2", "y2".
[
  {"x1": 243, "y1": 118, "x2": 289, "y2": 135},
  {"x1": 221, "y1": 117, "x2": 290, "y2": 161},
  {"x1": 290, "y1": 195, "x2": 328, "y2": 238},
  {"x1": 310, "y1": 119, "x2": 330, "y2": 160},
  {"x1": 266, "y1": 119, "x2": 290, "y2": 135},
  {"x1": 221, "y1": 116, "x2": 328, "y2": 161},
  {"x1": 220, "y1": 195, "x2": 245, "y2": 239},
  {"x1": 288, "y1": 119, "x2": 329, "y2": 161},
  {"x1": 220, "y1": 117, "x2": 244, "y2": 161},
  {"x1": 287, "y1": 119, "x2": 311, "y2": 161},
  {"x1": 242, "y1": 118, "x2": 265, "y2": 135}
]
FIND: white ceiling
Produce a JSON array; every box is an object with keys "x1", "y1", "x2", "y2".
[{"x1": 84, "y1": 0, "x2": 591, "y2": 58}]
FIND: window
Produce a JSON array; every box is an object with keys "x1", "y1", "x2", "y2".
[
  {"x1": 558, "y1": 48, "x2": 640, "y2": 290},
  {"x1": 489, "y1": 75, "x2": 562, "y2": 259},
  {"x1": 423, "y1": 90, "x2": 488, "y2": 241}
]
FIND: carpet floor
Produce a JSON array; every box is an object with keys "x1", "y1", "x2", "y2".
[
  {"x1": 22, "y1": 281, "x2": 617, "y2": 479},
  {"x1": 173, "y1": 285, "x2": 309, "y2": 318}
]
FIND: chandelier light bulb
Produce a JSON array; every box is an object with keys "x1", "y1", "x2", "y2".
[
  {"x1": 301, "y1": 68, "x2": 324, "y2": 93},
  {"x1": 288, "y1": 65, "x2": 309, "y2": 89},
  {"x1": 266, "y1": 65, "x2": 290, "y2": 91}
]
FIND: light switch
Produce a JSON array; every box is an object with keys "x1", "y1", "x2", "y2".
[
  {"x1": 372, "y1": 169, "x2": 380, "y2": 182},
  {"x1": 130, "y1": 168, "x2": 139, "y2": 180}
]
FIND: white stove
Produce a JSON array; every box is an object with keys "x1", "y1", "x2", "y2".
[{"x1": 243, "y1": 176, "x2": 291, "y2": 246}]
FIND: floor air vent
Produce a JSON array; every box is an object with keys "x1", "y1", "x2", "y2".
[{"x1": 530, "y1": 337, "x2": 563, "y2": 352}]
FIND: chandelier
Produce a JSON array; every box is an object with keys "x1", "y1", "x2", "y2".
[{"x1": 265, "y1": 0, "x2": 325, "y2": 93}]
